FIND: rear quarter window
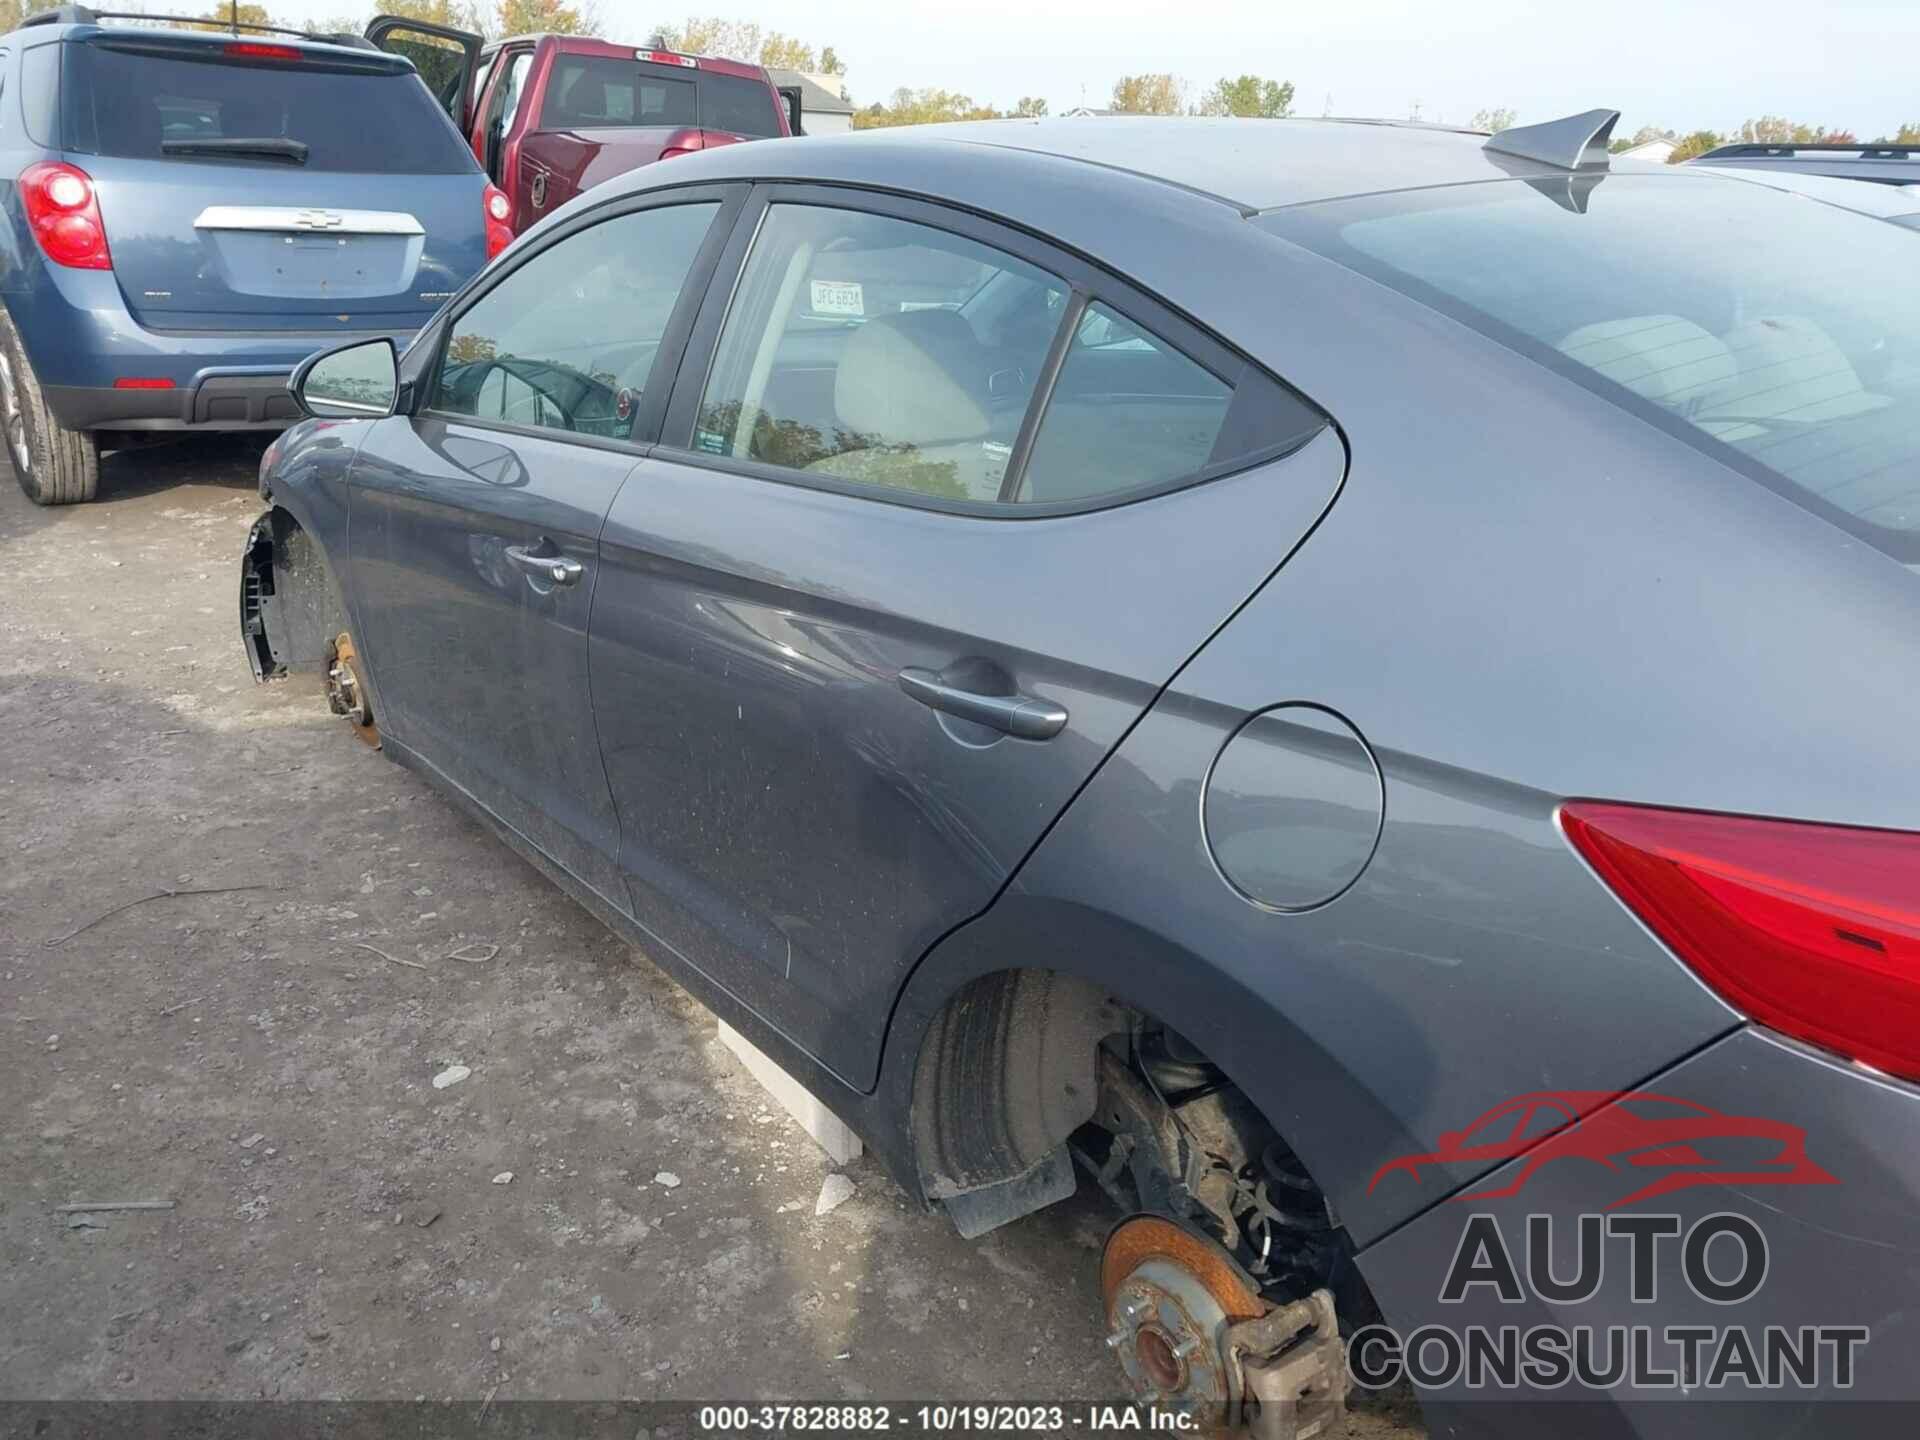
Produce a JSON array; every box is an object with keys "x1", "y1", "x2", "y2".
[
  {"x1": 62, "y1": 41, "x2": 475, "y2": 174},
  {"x1": 699, "y1": 71, "x2": 780, "y2": 137},
  {"x1": 21, "y1": 42, "x2": 58, "y2": 147}
]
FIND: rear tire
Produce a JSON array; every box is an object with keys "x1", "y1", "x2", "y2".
[{"x1": 0, "y1": 310, "x2": 99, "y2": 505}]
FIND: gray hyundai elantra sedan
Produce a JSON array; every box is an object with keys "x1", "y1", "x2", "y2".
[{"x1": 239, "y1": 108, "x2": 1920, "y2": 1437}]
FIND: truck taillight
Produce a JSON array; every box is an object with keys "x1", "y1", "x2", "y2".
[
  {"x1": 483, "y1": 184, "x2": 513, "y2": 259},
  {"x1": 660, "y1": 131, "x2": 709, "y2": 162},
  {"x1": 20, "y1": 161, "x2": 111, "y2": 270},
  {"x1": 1561, "y1": 801, "x2": 1920, "y2": 1082}
]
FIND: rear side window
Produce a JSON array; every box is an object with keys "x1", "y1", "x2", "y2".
[
  {"x1": 695, "y1": 205, "x2": 1064, "y2": 502},
  {"x1": 62, "y1": 42, "x2": 474, "y2": 174},
  {"x1": 1267, "y1": 176, "x2": 1920, "y2": 560},
  {"x1": 692, "y1": 203, "x2": 1323, "y2": 510},
  {"x1": 541, "y1": 56, "x2": 695, "y2": 129},
  {"x1": 21, "y1": 43, "x2": 58, "y2": 147},
  {"x1": 699, "y1": 71, "x2": 780, "y2": 137}
]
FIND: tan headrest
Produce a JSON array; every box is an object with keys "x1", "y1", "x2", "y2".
[
  {"x1": 1557, "y1": 315, "x2": 1737, "y2": 408},
  {"x1": 834, "y1": 310, "x2": 992, "y2": 446}
]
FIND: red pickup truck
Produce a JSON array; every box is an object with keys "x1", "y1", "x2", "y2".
[{"x1": 367, "y1": 17, "x2": 799, "y2": 239}]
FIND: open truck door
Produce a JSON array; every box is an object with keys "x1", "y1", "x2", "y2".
[
  {"x1": 366, "y1": 14, "x2": 484, "y2": 134},
  {"x1": 777, "y1": 84, "x2": 804, "y2": 136}
]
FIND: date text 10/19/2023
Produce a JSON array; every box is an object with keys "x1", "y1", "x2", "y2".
[{"x1": 697, "y1": 1405, "x2": 1204, "y2": 1432}]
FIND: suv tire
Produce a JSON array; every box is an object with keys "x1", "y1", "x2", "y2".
[{"x1": 0, "y1": 310, "x2": 100, "y2": 506}]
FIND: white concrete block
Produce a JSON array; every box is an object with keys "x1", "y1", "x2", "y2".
[{"x1": 717, "y1": 1020, "x2": 864, "y2": 1165}]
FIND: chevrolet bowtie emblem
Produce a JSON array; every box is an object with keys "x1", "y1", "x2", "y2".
[{"x1": 293, "y1": 210, "x2": 347, "y2": 230}]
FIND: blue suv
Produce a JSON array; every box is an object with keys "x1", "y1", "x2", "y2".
[{"x1": 0, "y1": 6, "x2": 507, "y2": 504}]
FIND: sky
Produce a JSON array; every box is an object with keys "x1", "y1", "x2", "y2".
[{"x1": 278, "y1": 0, "x2": 1920, "y2": 140}]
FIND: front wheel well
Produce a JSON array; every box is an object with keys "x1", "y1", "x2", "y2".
[{"x1": 241, "y1": 506, "x2": 348, "y2": 680}]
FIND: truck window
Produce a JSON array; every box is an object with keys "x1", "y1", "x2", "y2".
[
  {"x1": 481, "y1": 48, "x2": 531, "y2": 181},
  {"x1": 540, "y1": 55, "x2": 695, "y2": 130},
  {"x1": 699, "y1": 71, "x2": 780, "y2": 137}
]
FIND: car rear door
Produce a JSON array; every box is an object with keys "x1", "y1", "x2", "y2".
[
  {"x1": 347, "y1": 185, "x2": 744, "y2": 911},
  {"x1": 589, "y1": 187, "x2": 1346, "y2": 1089},
  {"x1": 61, "y1": 31, "x2": 486, "y2": 334}
]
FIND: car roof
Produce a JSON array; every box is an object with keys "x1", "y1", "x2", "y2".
[
  {"x1": 1694, "y1": 165, "x2": 1920, "y2": 220},
  {"x1": 652, "y1": 115, "x2": 1688, "y2": 215},
  {"x1": 1688, "y1": 147, "x2": 1920, "y2": 187}
]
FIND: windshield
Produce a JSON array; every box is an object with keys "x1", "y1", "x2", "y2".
[
  {"x1": 1266, "y1": 175, "x2": 1920, "y2": 560},
  {"x1": 64, "y1": 41, "x2": 475, "y2": 175}
]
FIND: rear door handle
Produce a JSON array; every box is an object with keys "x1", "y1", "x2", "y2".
[
  {"x1": 504, "y1": 544, "x2": 583, "y2": 587},
  {"x1": 897, "y1": 667, "x2": 1068, "y2": 740}
]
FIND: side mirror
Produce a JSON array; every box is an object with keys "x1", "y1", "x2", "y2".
[{"x1": 291, "y1": 337, "x2": 399, "y2": 420}]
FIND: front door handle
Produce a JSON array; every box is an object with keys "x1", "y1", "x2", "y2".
[
  {"x1": 898, "y1": 667, "x2": 1068, "y2": 740},
  {"x1": 504, "y1": 544, "x2": 583, "y2": 587}
]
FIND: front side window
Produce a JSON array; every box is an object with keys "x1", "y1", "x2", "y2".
[
  {"x1": 694, "y1": 205, "x2": 1066, "y2": 503},
  {"x1": 1266, "y1": 176, "x2": 1920, "y2": 560},
  {"x1": 434, "y1": 202, "x2": 718, "y2": 438}
]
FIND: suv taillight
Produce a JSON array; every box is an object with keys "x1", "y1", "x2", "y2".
[
  {"x1": 1562, "y1": 801, "x2": 1920, "y2": 1082},
  {"x1": 483, "y1": 183, "x2": 513, "y2": 259},
  {"x1": 20, "y1": 162, "x2": 111, "y2": 270}
]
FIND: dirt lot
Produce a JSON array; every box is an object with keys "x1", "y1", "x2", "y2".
[{"x1": 0, "y1": 441, "x2": 1420, "y2": 1431}]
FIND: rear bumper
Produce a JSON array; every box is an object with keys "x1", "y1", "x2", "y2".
[
  {"x1": 5, "y1": 269, "x2": 419, "y2": 432},
  {"x1": 46, "y1": 374, "x2": 314, "y2": 431},
  {"x1": 1355, "y1": 1026, "x2": 1920, "y2": 1435}
]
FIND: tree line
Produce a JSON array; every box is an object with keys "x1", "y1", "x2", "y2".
[{"x1": 3, "y1": 3, "x2": 1913, "y2": 155}]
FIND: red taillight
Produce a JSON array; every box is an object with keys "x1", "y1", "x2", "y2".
[
  {"x1": 20, "y1": 161, "x2": 111, "y2": 270},
  {"x1": 112, "y1": 377, "x2": 174, "y2": 390},
  {"x1": 1562, "y1": 801, "x2": 1920, "y2": 1082},
  {"x1": 224, "y1": 42, "x2": 304, "y2": 61},
  {"x1": 482, "y1": 183, "x2": 513, "y2": 259},
  {"x1": 639, "y1": 49, "x2": 696, "y2": 68}
]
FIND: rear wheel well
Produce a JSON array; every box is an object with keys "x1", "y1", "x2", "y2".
[{"x1": 910, "y1": 966, "x2": 1362, "y2": 1311}]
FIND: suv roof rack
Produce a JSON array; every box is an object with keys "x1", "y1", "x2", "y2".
[
  {"x1": 1483, "y1": 108, "x2": 1620, "y2": 171},
  {"x1": 19, "y1": 5, "x2": 372, "y2": 49},
  {"x1": 1700, "y1": 142, "x2": 1917, "y2": 161}
]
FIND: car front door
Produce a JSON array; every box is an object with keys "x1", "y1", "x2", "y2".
[
  {"x1": 588, "y1": 188, "x2": 1347, "y2": 1087},
  {"x1": 347, "y1": 185, "x2": 742, "y2": 910},
  {"x1": 365, "y1": 14, "x2": 484, "y2": 134}
]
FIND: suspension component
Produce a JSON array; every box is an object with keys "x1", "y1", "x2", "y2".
[{"x1": 325, "y1": 631, "x2": 379, "y2": 748}]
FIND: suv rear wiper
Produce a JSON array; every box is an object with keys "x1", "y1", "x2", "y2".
[{"x1": 161, "y1": 137, "x2": 310, "y2": 165}]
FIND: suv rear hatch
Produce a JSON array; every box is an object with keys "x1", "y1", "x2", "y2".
[{"x1": 60, "y1": 32, "x2": 487, "y2": 332}]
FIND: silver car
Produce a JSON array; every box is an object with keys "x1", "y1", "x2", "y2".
[{"x1": 241, "y1": 109, "x2": 1920, "y2": 1436}]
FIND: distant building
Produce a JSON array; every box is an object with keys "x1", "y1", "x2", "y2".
[
  {"x1": 1617, "y1": 138, "x2": 1678, "y2": 163},
  {"x1": 769, "y1": 70, "x2": 856, "y2": 135},
  {"x1": 1063, "y1": 106, "x2": 1118, "y2": 118}
]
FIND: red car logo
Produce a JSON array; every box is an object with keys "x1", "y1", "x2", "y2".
[{"x1": 1368, "y1": 1090, "x2": 1837, "y2": 1208}]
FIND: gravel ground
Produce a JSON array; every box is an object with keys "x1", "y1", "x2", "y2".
[{"x1": 0, "y1": 440, "x2": 1421, "y2": 1435}]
